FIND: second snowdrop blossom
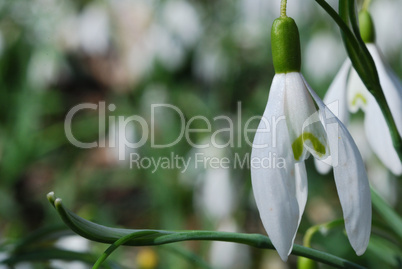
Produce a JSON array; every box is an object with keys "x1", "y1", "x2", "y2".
[
  {"x1": 316, "y1": 10, "x2": 402, "y2": 175},
  {"x1": 250, "y1": 15, "x2": 371, "y2": 261}
]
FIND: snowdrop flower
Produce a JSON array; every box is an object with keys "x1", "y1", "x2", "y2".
[
  {"x1": 251, "y1": 15, "x2": 371, "y2": 261},
  {"x1": 317, "y1": 10, "x2": 402, "y2": 175},
  {"x1": 347, "y1": 120, "x2": 398, "y2": 207}
]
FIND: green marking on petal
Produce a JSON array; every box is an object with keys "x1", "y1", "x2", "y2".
[
  {"x1": 292, "y1": 132, "x2": 326, "y2": 161},
  {"x1": 351, "y1": 93, "x2": 367, "y2": 107}
]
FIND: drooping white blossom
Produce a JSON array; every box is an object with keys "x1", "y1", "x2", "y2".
[
  {"x1": 251, "y1": 72, "x2": 371, "y2": 261},
  {"x1": 317, "y1": 44, "x2": 402, "y2": 175}
]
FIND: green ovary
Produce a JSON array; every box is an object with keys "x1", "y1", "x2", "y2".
[
  {"x1": 292, "y1": 132, "x2": 326, "y2": 161},
  {"x1": 351, "y1": 93, "x2": 367, "y2": 107}
]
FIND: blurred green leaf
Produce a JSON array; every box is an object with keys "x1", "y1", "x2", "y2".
[{"x1": 371, "y1": 188, "x2": 402, "y2": 241}]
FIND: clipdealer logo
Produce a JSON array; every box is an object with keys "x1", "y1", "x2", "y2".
[{"x1": 64, "y1": 101, "x2": 341, "y2": 170}]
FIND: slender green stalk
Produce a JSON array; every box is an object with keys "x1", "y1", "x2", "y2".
[
  {"x1": 303, "y1": 219, "x2": 344, "y2": 247},
  {"x1": 93, "y1": 231, "x2": 158, "y2": 269},
  {"x1": 314, "y1": 0, "x2": 362, "y2": 69},
  {"x1": 362, "y1": 0, "x2": 371, "y2": 11},
  {"x1": 345, "y1": 0, "x2": 379, "y2": 86},
  {"x1": 47, "y1": 192, "x2": 367, "y2": 269},
  {"x1": 315, "y1": 0, "x2": 402, "y2": 162},
  {"x1": 281, "y1": 0, "x2": 287, "y2": 17},
  {"x1": 343, "y1": 0, "x2": 402, "y2": 161}
]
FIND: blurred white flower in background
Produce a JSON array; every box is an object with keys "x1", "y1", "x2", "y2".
[
  {"x1": 303, "y1": 32, "x2": 345, "y2": 85},
  {"x1": 209, "y1": 219, "x2": 250, "y2": 269},
  {"x1": 27, "y1": 49, "x2": 61, "y2": 89},
  {"x1": 347, "y1": 121, "x2": 398, "y2": 207},
  {"x1": 193, "y1": 42, "x2": 228, "y2": 84},
  {"x1": 161, "y1": 0, "x2": 202, "y2": 49},
  {"x1": 0, "y1": 263, "x2": 34, "y2": 269},
  {"x1": 0, "y1": 252, "x2": 9, "y2": 269},
  {"x1": 58, "y1": 14, "x2": 81, "y2": 51},
  {"x1": 107, "y1": 119, "x2": 137, "y2": 165},
  {"x1": 147, "y1": 0, "x2": 201, "y2": 71},
  {"x1": 196, "y1": 161, "x2": 235, "y2": 221},
  {"x1": 147, "y1": 23, "x2": 185, "y2": 71},
  {"x1": 371, "y1": 0, "x2": 402, "y2": 59},
  {"x1": 50, "y1": 236, "x2": 90, "y2": 269},
  {"x1": 109, "y1": 0, "x2": 154, "y2": 84},
  {"x1": 194, "y1": 144, "x2": 236, "y2": 222},
  {"x1": 237, "y1": 0, "x2": 273, "y2": 45},
  {"x1": 78, "y1": 3, "x2": 110, "y2": 55}
]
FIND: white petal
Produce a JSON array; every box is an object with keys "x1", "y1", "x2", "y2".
[
  {"x1": 323, "y1": 59, "x2": 351, "y2": 125},
  {"x1": 284, "y1": 73, "x2": 328, "y2": 161},
  {"x1": 251, "y1": 74, "x2": 301, "y2": 261},
  {"x1": 347, "y1": 69, "x2": 371, "y2": 113},
  {"x1": 367, "y1": 160, "x2": 398, "y2": 207},
  {"x1": 295, "y1": 161, "x2": 308, "y2": 226},
  {"x1": 303, "y1": 75, "x2": 372, "y2": 255},
  {"x1": 367, "y1": 44, "x2": 402, "y2": 137},
  {"x1": 364, "y1": 97, "x2": 402, "y2": 175}
]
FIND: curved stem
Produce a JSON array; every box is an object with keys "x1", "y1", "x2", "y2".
[
  {"x1": 47, "y1": 192, "x2": 367, "y2": 269},
  {"x1": 303, "y1": 219, "x2": 345, "y2": 247},
  {"x1": 281, "y1": 0, "x2": 287, "y2": 17}
]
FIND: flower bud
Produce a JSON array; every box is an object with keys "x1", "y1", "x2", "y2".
[
  {"x1": 359, "y1": 10, "x2": 375, "y2": 44},
  {"x1": 271, "y1": 17, "x2": 301, "y2": 74}
]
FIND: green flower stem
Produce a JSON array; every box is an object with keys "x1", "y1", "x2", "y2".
[
  {"x1": 316, "y1": 0, "x2": 402, "y2": 162},
  {"x1": 343, "y1": 0, "x2": 402, "y2": 162},
  {"x1": 345, "y1": 0, "x2": 377, "y2": 79},
  {"x1": 314, "y1": 0, "x2": 364, "y2": 75},
  {"x1": 94, "y1": 235, "x2": 214, "y2": 269},
  {"x1": 362, "y1": 0, "x2": 371, "y2": 11},
  {"x1": 338, "y1": 0, "x2": 379, "y2": 87},
  {"x1": 47, "y1": 192, "x2": 366, "y2": 269},
  {"x1": 281, "y1": 0, "x2": 287, "y2": 17},
  {"x1": 303, "y1": 219, "x2": 345, "y2": 247}
]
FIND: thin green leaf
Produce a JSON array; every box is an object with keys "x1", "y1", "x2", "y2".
[
  {"x1": 47, "y1": 192, "x2": 367, "y2": 269},
  {"x1": 371, "y1": 188, "x2": 402, "y2": 241},
  {"x1": 367, "y1": 235, "x2": 402, "y2": 267}
]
